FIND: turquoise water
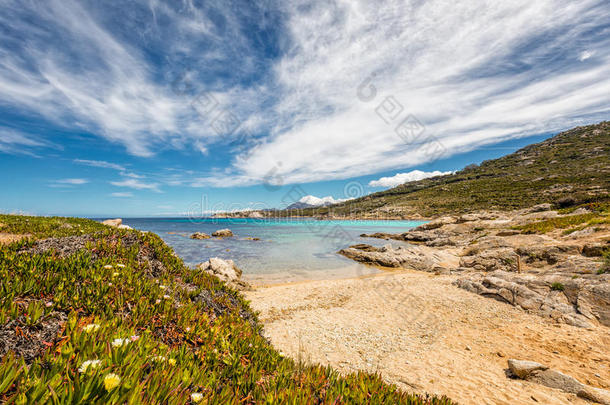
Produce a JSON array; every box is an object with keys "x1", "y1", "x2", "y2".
[{"x1": 122, "y1": 218, "x2": 424, "y2": 282}]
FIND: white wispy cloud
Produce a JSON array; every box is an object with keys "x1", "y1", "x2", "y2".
[
  {"x1": 0, "y1": 127, "x2": 50, "y2": 156},
  {"x1": 74, "y1": 159, "x2": 126, "y2": 171},
  {"x1": 110, "y1": 192, "x2": 134, "y2": 198},
  {"x1": 369, "y1": 170, "x2": 453, "y2": 188},
  {"x1": 50, "y1": 178, "x2": 89, "y2": 187},
  {"x1": 110, "y1": 179, "x2": 161, "y2": 192}
]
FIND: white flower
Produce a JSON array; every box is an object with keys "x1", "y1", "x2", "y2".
[
  {"x1": 117, "y1": 264, "x2": 125, "y2": 268},
  {"x1": 78, "y1": 359, "x2": 101, "y2": 373},
  {"x1": 111, "y1": 338, "x2": 129, "y2": 348},
  {"x1": 163, "y1": 294, "x2": 171, "y2": 300},
  {"x1": 155, "y1": 299, "x2": 161, "y2": 304},
  {"x1": 159, "y1": 285, "x2": 167, "y2": 290},
  {"x1": 152, "y1": 355, "x2": 167, "y2": 363},
  {"x1": 191, "y1": 392, "x2": 204, "y2": 403},
  {"x1": 83, "y1": 323, "x2": 100, "y2": 333},
  {"x1": 103, "y1": 265, "x2": 113, "y2": 269}
]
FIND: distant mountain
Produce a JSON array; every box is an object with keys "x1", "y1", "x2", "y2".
[
  {"x1": 286, "y1": 195, "x2": 351, "y2": 209},
  {"x1": 282, "y1": 121, "x2": 610, "y2": 218}
]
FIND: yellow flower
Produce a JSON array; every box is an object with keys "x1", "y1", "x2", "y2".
[
  {"x1": 117, "y1": 264, "x2": 125, "y2": 268},
  {"x1": 112, "y1": 272, "x2": 120, "y2": 277},
  {"x1": 103, "y1": 373, "x2": 121, "y2": 391},
  {"x1": 83, "y1": 323, "x2": 100, "y2": 333},
  {"x1": 168, "y1": 358, "x2": 176, "y2": 366},
  {"x1": 190, "y1": 392, "x2": 204, "y2": 403}
]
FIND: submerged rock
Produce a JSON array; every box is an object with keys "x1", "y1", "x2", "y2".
[{"x1": 190, "y1": 232, "x2": 211, "y2": 240}]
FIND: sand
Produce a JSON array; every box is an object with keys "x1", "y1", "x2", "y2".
[{"x1": 245, "y1": 269, "x2": 610, "y2": 404}]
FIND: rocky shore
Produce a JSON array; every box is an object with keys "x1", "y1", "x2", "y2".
[{"x1": 339, "y1": 204, "x2": 609, "y2": 329}]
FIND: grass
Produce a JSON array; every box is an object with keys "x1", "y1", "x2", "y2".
[
  {"x1": 550, "y1": 282, "x2": 565, "y2": 291},
  {"x1": 0, "y1": 215, "x2": 453, "y2": 404}
]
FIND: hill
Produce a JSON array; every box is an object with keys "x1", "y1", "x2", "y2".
[
  {"x1": 0, "y1": 215, "x2": 451, "y2": 404},
  {"x1": 282, "y1": 121, "x2": 610, "y2": 218}
]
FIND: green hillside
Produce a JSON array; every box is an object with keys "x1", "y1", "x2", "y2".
[
  {"x1": 290, "y1": 121, "x2": 610, "y2": 218},
  {"x1": 0, "y1": 215, "x2": 451, "y2": 404}
]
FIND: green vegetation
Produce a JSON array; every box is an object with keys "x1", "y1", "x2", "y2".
[
  {"x1": 514, "y1": 203, "x2": 610, "y2": 234},
  {"x1": 275, "y1": 122, "x2": 610, "y2": 218},
  {"x1": 550, "y1": 282, "x2": 565, "y2": 291},
  {"x1": 0, "y1": 215, "x2": 452, "y2": 404}
]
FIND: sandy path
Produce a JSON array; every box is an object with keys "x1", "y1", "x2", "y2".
[{"x1": 245, "y1": 270, "x2": 610, "y2": 404}]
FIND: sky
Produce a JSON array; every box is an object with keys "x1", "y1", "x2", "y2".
[{"x1": 0, "y1": 0, "x2": 608, "y2": 217}]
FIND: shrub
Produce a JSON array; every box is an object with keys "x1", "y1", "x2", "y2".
[{"x1": 550, "y1": 282, "x2": 565, "y2": 291}]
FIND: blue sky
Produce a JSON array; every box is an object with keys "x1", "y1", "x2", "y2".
[{"x1": 0, "y1": 0, "x2": 609, "y2": 217}]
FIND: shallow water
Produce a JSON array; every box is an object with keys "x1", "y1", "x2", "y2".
[{"x1": 122, "y1": 217, "x2": 425, "y2": 282}]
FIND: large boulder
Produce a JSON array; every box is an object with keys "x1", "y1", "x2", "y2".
[
  {"x1": 212, "y1": 229, "x2": 234, "y2": 237},
  {"x1": 101, "y1": 218, "x2": 122, "y2": 227},
  {"x1": 197, "y1": 258, "x2": 249, "y2": 290}
]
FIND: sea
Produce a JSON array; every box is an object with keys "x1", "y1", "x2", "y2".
[{"x1": 121, "y1": 217, "x2": 425, "y2": 283}]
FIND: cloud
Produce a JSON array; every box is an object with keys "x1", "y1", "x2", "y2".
[
  {"x1": 50, "y1": 178, "x2": 89, "y2": 187},
  {"x1": 219, "y1": 0, "x2": 610, "y2": 186},
  {"x1": 369, "y1": 170, "x2": 453, "y2": 188},
  {"x1": 0, "y1": 127, "x2": 50, "y2": 156},
  {"x1": 110, "y1": 178, "x2": 161, "y2": 192},
  {"x1": 0, "y1": 0, "x2": 273, "y2": 156},
  {"x1": 1, "y1": 1, "x2": 609, "y2": 187},
  {"x1": 579, "y1": 50, "x2": 595, "y2": 61},
  {"x1": 110, "y1": 192, "x2": 133, "y2": 198},
  {"x1": 74, "y1": 159, "x2": 126, "y2": 171}
]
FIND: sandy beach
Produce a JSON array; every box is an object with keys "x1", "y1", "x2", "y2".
[{"x1": 246, "y1": 269, "x2": 610, "y2": 404}]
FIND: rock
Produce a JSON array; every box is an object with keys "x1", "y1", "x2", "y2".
[
  {"x1": 528, "y1": 369, "x2": 585, "y2": 394},
  {"x1": 197, "y1": 258, "x2": 249, "y2": 290},
  {"x1": 578, "y1": 386, "x2": 610, "y2": 405},
  {"x1": 508, "y1": 359, "x2": 610, "y2": 404},
  {"x1": 528, "y1": 203, "x2": 553, "y2": 213},
  {"x1": 496, "y1": 230, "x2": 521, "y2": 236},
  {"x1": 566, "y1": 227, "x2": 594, "y2": 238},
  {"x1": 455, "y1": 271, "x2": 598, "y2": 328},
  {"x1": 339, "y1": 244, "x2": 459, "y2": 272},
  {"x1": 191, "y1": 232, "x2": 211, "y2": 240},
  {"x1": 248, "y1": 211, "x2": 264, "y2": 218},
  {"x1": 507, "y1": 359, "x2": 547, "y2": 379},
  {"x1": 582, "y1": 243, "x2": 608, "y2": 257},
  {"x1": 212, "y1": 229, "x2": 234, "y2": 237},
  {"x1": 102, "y1": 218, "x2": 122, "y2": 227}
]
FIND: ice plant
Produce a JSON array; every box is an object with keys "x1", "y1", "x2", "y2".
[
  {"x1": 78, "y1": 359, "x2": 101, "y2": 373},
  {"x1": 83, "y1": 323, "x2": 100, "y2": 333},
  {"x1": 103, "y1": 373, "x2": 121, "y2": 391},
  {"x1": 111, "y1": 338, "x2": 129, "y2": 348},
  {"x1": 190, "y1": 392, "x2": 204, "y2": 403}
]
